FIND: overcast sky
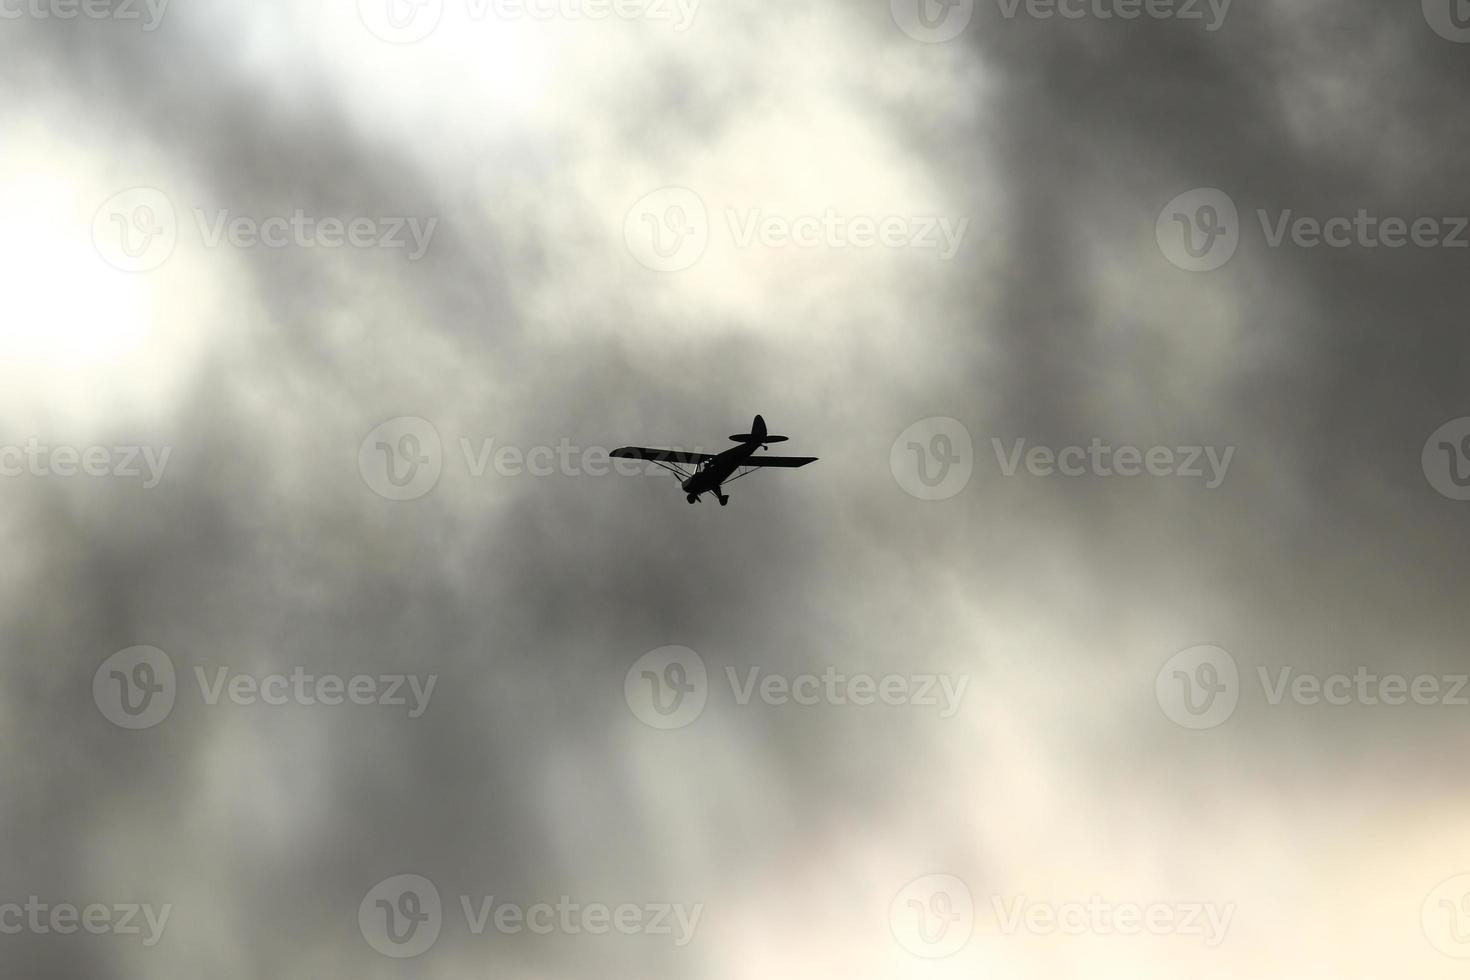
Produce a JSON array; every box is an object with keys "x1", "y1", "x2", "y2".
[{"x1": 3, "y1": 1, "x2": 1470, "y2": 977}]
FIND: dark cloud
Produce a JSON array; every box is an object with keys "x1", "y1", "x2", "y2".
[{"x1": 2, "y1": 2, "x2": 1469, "y2": 977}]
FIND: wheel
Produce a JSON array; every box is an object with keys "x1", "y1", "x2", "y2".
[
  {"x1": 718, "y1": 496, "x2": 728, "y2": 506},
  {"x1": 687, "y1": 494, "x2": 698, "y2": 504}
]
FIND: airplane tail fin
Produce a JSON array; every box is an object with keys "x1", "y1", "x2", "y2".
[{"x1": 729, "y1": 414, "x2": 789, "y2": 444}]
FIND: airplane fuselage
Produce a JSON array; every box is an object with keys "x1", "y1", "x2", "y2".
[{"x1": 681, "y1": 440, "x2": 761, "y2": 499}]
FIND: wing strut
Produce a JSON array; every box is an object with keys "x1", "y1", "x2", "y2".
[{"x1": 646, "y1": 458, "x2": 692, "y2": 481}]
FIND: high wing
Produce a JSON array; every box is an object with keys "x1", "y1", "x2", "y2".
[
  {"x1": 610, "y1": 447, "x2": 714, "y2": 465},
  {"x1": 740, "y1": 455, "x2": 818, "y2": 467}
]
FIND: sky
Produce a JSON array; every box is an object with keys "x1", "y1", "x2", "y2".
[{"x1": 3, "y1": 0, "x2": 1470, "y2": 977}]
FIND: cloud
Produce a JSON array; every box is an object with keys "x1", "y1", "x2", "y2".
[{"x1": 1, "y1": 2, "x2": 1468, "y2": 977}]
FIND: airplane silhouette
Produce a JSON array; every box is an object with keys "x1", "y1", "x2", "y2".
[{"x1": 612, "y1": 415, "x2": 817, "y2": 506}]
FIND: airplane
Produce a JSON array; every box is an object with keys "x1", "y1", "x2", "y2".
[{"x1": 611, "y1": 415, "x2": 817, "y2": 506}]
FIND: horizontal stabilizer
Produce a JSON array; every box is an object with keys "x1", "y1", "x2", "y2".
[{"x1": 740, "y1": 455, "x2": 817, "y2": 468}]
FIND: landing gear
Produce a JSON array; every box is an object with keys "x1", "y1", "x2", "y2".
[
  {"x1": 687, "y1": 493, "x2": 698, "y2": 504},
  {"x1": 717, "y1": 492, "x2": 729, "y2": 506}
]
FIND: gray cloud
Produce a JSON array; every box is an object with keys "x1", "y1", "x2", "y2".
[{"x1": 1, "y1": 1, "x2": 1468, "y2": 977}]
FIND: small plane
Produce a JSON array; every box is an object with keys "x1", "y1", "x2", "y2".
[{"x1": 612, "y1": 415, "x2": 817, "y2": 505}]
